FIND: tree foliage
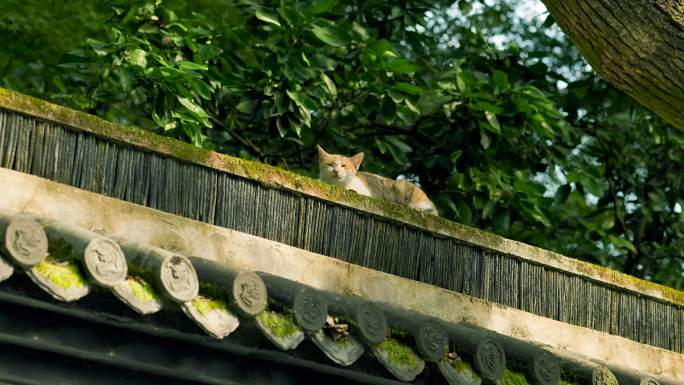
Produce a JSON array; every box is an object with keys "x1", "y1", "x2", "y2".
[{"x1": 1, "y1": 0, "x2": 682, "y2": 289}]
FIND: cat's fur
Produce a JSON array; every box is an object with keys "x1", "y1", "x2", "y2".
[{"x1": 317, "y1": 145, "x2": 439, "y2": 216}]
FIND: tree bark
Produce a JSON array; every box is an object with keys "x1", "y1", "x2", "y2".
[{"x1": 540, "y1": 0, "x2": 684, "y2": 130}]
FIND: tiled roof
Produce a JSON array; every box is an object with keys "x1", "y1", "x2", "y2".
[
  {"x1": 0, "y1": 213, "x2": 670, "y2": 385},
  {"x1": 0, "y1": 88, "x2": 682, "y2": 359}
]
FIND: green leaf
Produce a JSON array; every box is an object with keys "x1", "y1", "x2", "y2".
[
  {"x1": 599, "y1": 214, "x2": 615, "y2": 230},
  {"x1": 290, "y1": 117, "x2": 303, "y2": 136},
  {"x1": 311, "y1": 21, "x2": 348, "y2": 47},
  {"x1": 381, "y1": 97, "x2": 397, "y2": 120},
  {"x1": 455, "y1": 69, "x2": 466, "y2": 91},
  {"x1": 470, "y1": 101, "x2": 504, "y2": 113},
  {"x1": 482, "y1": 200, "x2": 496, "y2": 219},
  {"x1": 448, "y1": 172, "x2": 465, "y2": 189},
  {"x1": 178, "y1": 61, "x2": 208, "y2": 72},
  {"x1": 391, "y1": 82, "x2": 425, "y2": 96},
  {"x1": 86, "y1": 38, "x2": 108, "y2": 57},
  {"x1": 177, "y1": 96, "x2": 211, "y2": 127},
  {"x1": 458, "y1": 0, "x2": 473, "y2": 14},
  {"x1": 480, "y1": 130, "x2": 490, "y2": 149},
  {"x1": 417, "y1": 93, "x2": 452, "y2": 116},
  {"x1": 198, "y1": 44, "x2": 223, "y2": 61},
  {"x1": 189, "y1": 79, "x2": 212, "y2": 100},
  {"x1": 276, "y1": 4, "x2": 295, "y2": 27},
  {"x1": 321, "y1": 73, "x2": 337, "y2": 97},
  {"x1": 286, "y1": 90, "x2": 304, "y2": 109},
  {"x1": 387, "y1": 89, "x2": 405, "y2": 103},
  {"x1": 609, "y1": 235, "x2": 637, "y2": 254},
  {"x1": 352, "y1": 22, "x2": 369, "y2": 41},
  {"x1": 126, "y1": 49, "x2": 147, "y2": 67},
  {"x1": 578, "y1": 173, "x2": 605, "y2": 197},
  {"x1": 274, "y1": 93, "x2": 289, "y2": 115},
  {"x1": 521, "y1": 203, "x2": 552, "y2": 227},
  {"x1": 554, "y1": 184, "x2": 571, "y2": 205},
  {"x1": 374, "y1": 138, "x2": 388, "y2": 154},
  {"x1": 138, "y1": 23, "x2": 159, "y2": 34},
  {"x1": 299, "y1": 107, "x2": 311, "y2": 129},
  {"x1": 385, "y1": 136, "x2": 412, "y2": 153},
  {"x1": 286, "y1": 89, "x2": 316, "y2": 111},
  {"x1": 236, "y1": 100, "x2": 256, "y2": 114},
  {"x1": 455, "y1": 200, "x2": 473, "y2": 225},
  {"x1": 484, "y1": 111, "x2": 501, "y2": 133},
  {"x1": 404, "y1": 99, "x2": 420, "y2": 115},
  {"x1": 182, "y1": 123, "x2": 204, "y2": 147},
  {"x1": 276, "y1": 117, "x2": 288, "y2": 137},
  {"x1": 492, "y1": 70, "x2": 510, "y2": 91},
  {"x1": 542, "y1": 14, "x2": 556, "y2": 28},
  {"x1": 307, "y1": 0, "x2": 338, "y2": 14},
  {"x1": 255, "y1": 8, "x2": 281, "y2": 27},
  {"x1": 493, "y1": 210, "x2": 510, "y2": 233},
  {"x1": 387, "y1": 58, "x2": 417, "y2": 74}
]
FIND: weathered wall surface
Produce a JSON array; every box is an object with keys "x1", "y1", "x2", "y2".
[
  {"x1": 1, "y1": 167, "x2": 683, "y2": 380},
  {"x1": 0, "y1": 88, "x2": 682, "y2": 355}
]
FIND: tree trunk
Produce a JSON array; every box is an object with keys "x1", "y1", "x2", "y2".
[{"x1": 540, "y1": 0, "x2": 684, "y2": 130}]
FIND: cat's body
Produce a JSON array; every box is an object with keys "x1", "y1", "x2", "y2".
[{"x1": 317, "y1": 145, "x2": 438, "y2": 215}]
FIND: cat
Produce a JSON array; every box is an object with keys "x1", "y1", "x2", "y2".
[{"x1": 316, "y1": 145, "x2": 439, "y2": 216}]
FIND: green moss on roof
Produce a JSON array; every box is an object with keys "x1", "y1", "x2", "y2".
[
  {"x1": 192, "y1": 296, "x2": 228, "y2": 316},
  {"x1": 377, "y1": 338, "x2": 420, "y2": 369},
  {"x1": 257, "y1": 310, "x2": 300, "y2": 338},
  {"x1": 450, "y1": 358, "x2": 474, "y2": 372},
  {"x1": 126, "y1": 264, "x2": 159, "y2": 291},
  {"x1": 126, "y1": 277, "x2": 158, "y2": 302},
  {"x1": 499, "y1": 369, "x2": 530, "y2": 385},
  {"x1": 35, "y1": 237, "x2": 87, "y2": 289},
  {"x1": 573, "y1": 260, "x2": 684, "y2": 305},
  {"x1": 498, "y1": 369, "x2": 581, "y2": 385},
  {"x1": 442, "y1": 355, "x2": 481, "y2": 383},
  {"x1": 35, "y1": 259, "x2": 86, "y2": 289}
]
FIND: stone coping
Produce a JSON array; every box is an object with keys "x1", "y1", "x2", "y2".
[
  {"x1": 1, "y1": 168, "x2": 682, "y2": 380},
  {"x1": 0, "y1": 87, "x2": 682, "y2": 308}
]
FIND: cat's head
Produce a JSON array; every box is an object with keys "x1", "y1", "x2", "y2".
[{"x1": 316, "y1": 145, "x2": 364, "y2": 184}]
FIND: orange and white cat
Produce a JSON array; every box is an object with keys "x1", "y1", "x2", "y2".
[{"x1": 317, "y1": 145, "x2": 439, "y2": 216}]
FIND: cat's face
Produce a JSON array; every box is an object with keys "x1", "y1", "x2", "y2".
[{"x1": 317, "y1": 145, "x2": 364, "y2": 184}]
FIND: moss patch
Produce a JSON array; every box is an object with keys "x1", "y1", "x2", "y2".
[
  {"x1": 441, "y1": 355, "x2": 481, "y2": 385},
  {"x1": 451, "y1": 358, "x2": 474, "y2": 372},
  {"x1": 126, "y1": 264, "x2": 158, "y2": 292},
  {"x1": 126, "y1": 277, "x2": 158, "y2": 302},
  {"x1": 33, "y1": 237, "x2": 87, "y2": 289},
  {"x1": 377, "y1": 338, "x2": 420, "y2": 369},
  {"x1": 499, "y1": 369, "x2": 530, "y2": 385},
  {"x1": 35, "y1": 259, "x2": 86, "y2": 289},
  {"x1": 192, "y1": 296, "x2": 228, "y2": 316},
  {"x1": 257, "y1": 310, "x2": 300, "y2": 338}
]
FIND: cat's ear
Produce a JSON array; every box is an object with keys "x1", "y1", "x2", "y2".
[
  {"x1": 316, "y1": 145, "x2": 330, "y2": 161},
  {"x1": 350, "y1": 152, "x2": 364, "y2": 170}
]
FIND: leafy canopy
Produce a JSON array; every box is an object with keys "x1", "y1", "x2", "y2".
[{"x1": 1, "y1": 0, "x2": 682, "y2": 289}]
